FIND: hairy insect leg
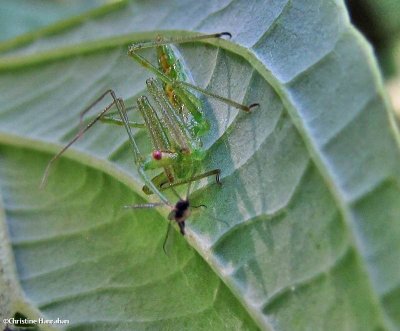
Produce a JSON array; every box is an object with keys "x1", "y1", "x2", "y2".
[
  {"x1": 127, "y1": 37, "x2": 259, "y2": 112},
  {"x1": 174, "y1": 80, "x2": 260, "y2": 112},
  {"x1": 129, "y1": 32, "x2": 232, "y2": 52},
  {"x1": 145, "y1": 78, "x2": 193, "y2": 149},
  {"x1": 116, "y1": 96, "x2": 172, "y2": 206},
  {"x1": 79, "y1": 89, "x2": 144, "y2": 135},
  {"x1": 124, "y1": 202, "x2": 166, "y2": 209},
  {"x1": 40, "y1": 89, "x2": 122, "y2": 188},
  {"x1": 77, "y1": 90, "x2": 142, "y2": 129},
  {"x1": 76, "y1": 89, "x2": 123, "y2": 135},
  {"x1": 136, "y1": 94, "x2": 178, "y2": 184},
  {"x1": 137, "y1": 95, "x2": 173, "y2": 152}
]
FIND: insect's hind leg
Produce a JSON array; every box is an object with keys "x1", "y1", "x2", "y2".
[
  {"x1": 127, "y1": 32, "x2": 259, "y2": 112},
  {"x1": 116, "y1": 95, "x2": 172, "y2": 206},
  {"x1": 173, "y1": 80, "x2": 260, "y2": 112},
  {"x1": 77, "y1": 89, "x2": 119, "y2": 133},
  {"x1": 128, "y1": 46, "x2": 258, "y2": 113},
  {"x1": 79, "y1": 93, "x2": 144, "y2": 129},
  {"x1": 40, "y1": 89, "x2": 122, "y2": 189},
  {"x1": 128, "y1": 32, "x2": 232, "y2": 52}
]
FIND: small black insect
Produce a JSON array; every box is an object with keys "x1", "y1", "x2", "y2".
[
  {"x1": 126, "y1": 181, "x2": 217, "y2": 253},
  {"x1": 168, "y1": 198, "x2": 191, "y2": 236}
]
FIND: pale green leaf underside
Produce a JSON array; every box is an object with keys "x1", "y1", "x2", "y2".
[
  {"x1": 1, "y1": 1, "x2": 400, "y2": 330},
  {"x1": 0, "y1": 0, "x2": 111, "y2": 42}
]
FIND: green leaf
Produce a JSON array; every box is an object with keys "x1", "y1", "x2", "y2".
[
  {"x1": 1, "y1": 1, "x2": 400, "y2": 330},
  {"x1": 0, "y1": 0, "x2": 112, "y2": 42},
  {"x1": 387, "y1": 41, "x2": 400, "y2": 117}
]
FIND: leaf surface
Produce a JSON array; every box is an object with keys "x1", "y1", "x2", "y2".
[
  {"x1": 1, "y1": 1, "x2": 400, "y2": 330},
  {"x1": 0, "y1": 0, "x2": 112, "y2": 42}
]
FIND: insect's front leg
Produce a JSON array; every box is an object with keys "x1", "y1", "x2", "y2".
[{"x1": 116, "y1": 97, "x2": 172, "y2": 206}]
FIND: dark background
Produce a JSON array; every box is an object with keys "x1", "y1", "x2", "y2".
[{"x1": 346, "y1": 0, "x2": 400, "y2": 78}]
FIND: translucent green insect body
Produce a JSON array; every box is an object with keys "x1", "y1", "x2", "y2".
[
  {"x1": 40, "y1": 32, "x2": 258, "y2": 251},
  {"x1": 41, "y1": 33, "x2": 257, "y2": 198},
  {"x1": 106, "y1": 32, "x2": 257, "y2": 195},
  {"x1": 132, "y1": 42, "x2": 216, "y2": 194}
]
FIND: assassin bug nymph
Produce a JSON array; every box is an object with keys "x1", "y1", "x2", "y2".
[{"x1": 40, "y1": 32, "x2": 259, "y2": 193}]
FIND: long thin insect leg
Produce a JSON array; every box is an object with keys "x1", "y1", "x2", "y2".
[
  {"x1": 162, "y1": 222, "x2": 173, "y2": 255},
  {"x1": 146, "y1": 78, "x2": 191, "y2": 150},
  {"x1": 77, "y1": 89, "x2": 117, "y2": 134},
  {"x1": 173, "y1": 80, "x2": 260, "y2": 112},
  {"x1": 116, "y1": 96, "x2": 172, "y2": 206},
  {"x1": 129, "y1": 32, "x2": 232, "y2": 52},
  {"x1": 78, "y1": 93, "x2": 140, "y2": 133},
  {"x1": 137, "y1": 94, "x2": 172, "y2": 152},
  {"x1": 159, "y1": 169, "x2": 221, "y2": 192},
  {"x1": 123, "y1": 202, "x2": 165, "y2": 209},
  {"x1": 40, "y1": 91, "x2": 120, "y2": 189},
  {"x1": 101, "y1": 105, "x2": 137, "y2": 118},
  {"x1": 136, "y1": 94, "x2": 176, "y2": 185},
  {"x1": 128, "y1": 46, "x2": 258, "y2": 112},
  {"x1": 101, "y1": 105, "x2": 145, "y2": 128}
]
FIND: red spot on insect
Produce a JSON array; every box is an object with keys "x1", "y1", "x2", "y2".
[{"x1": 153, "y1": 150, "x2": 162, "y2": 160}]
